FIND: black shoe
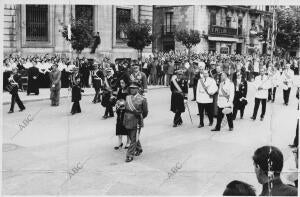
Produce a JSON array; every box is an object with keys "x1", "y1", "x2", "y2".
[
  {"x1": 19, "y1": 108, "x2": 25, "y2": 112},
  {"x1": 240, "y1": 116, "x2": 243, "y2": 119},
  {"x1": 125, "y1": 157, "x2": 133, "y2": 162},
  {"x1": 102, "y1": 115, "x2": 108, "y2": 119},
  {"x1": 251, "y1": 116, "x2": 256, "y2": 121},
  {"x1": 198, "y1": 124, "x2": 204, "y2": 128},
  {"x1": 271, "y1": 100, "x2": 274, "y2": 103},
  {"x1": 135, "y1": 150, "x2": 143, "y2": 156},
  {"x1": 71, "y1": 112, "x2": 75, "y2": 115},
  {"x1": 8, "y1": 110, "x2": 13, "y2": 113},
  {"x1": 229, "y1": 128, "x2": 233, "y2": 131},
  {"x1": 209, "y1": 122, "x2": 213, "y2": 126},
  {"x1": 289, "y1": 144, "x2": 297, "y2": 148},
  {"x1": 109, "y1": 114, "x2": 114, "y2": 118},
  {"x1": 124, "y1": 145, "x2": 129, "y2": 149},
  {"x1": 211, "y1": 128, "x2": 220, "y2": 132},
  {"x1": 114, "y1": 143, "x2": 123, "y2": 150},
  {"x1": 260, "y1": 117, "x2": 264, "y2": 121},
  {"x1": 178, "y1": 121, "x2": 183, "y2": 125},
  {"x1": 173, "y1": 124, "x2": 178, "y2": 127}
]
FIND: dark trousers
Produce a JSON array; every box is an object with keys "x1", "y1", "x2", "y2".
[
  {"x1": 105, "y1": 106, "x2": 114, "y2": 116},
  {"x1": 193, "y1": 85, "x2": 197, "y2": 100},
  {"x1": 71, "y1": 101, "x2": 81, "y2": 114},
  {"x1": 293, "y1": 120, "x2": 299, "y2": 147},
  {"x1": 10, "y1": 92, "x2": 25, "y2": 111},
  {"x1": 127, "y1": 128, "x2": 142, "y2": 157},
  {"x1": 283, "y1": 88, "x2": 291, "y2": 105},
  {"x1": 252, "y1": 98, "x2": 266, "y2": 119},
  {"x1": 215, "y1": 107, "x2": 233, "y2": 129},
  {"x1": 197, "y1": 103, "x2": 213, "y2": 126},
  {"x1": 173, "y1": 111, "x2": 183, "y2": 125},
  {"x1": 93, "y1": 88, "x2": 101, "y2": 103},
  {"x1": 268, "y1": 87, "x2": 277, "y2": 101},
  {"x1": 233, "y1": 105, "x2": 245, "y2": 120}
]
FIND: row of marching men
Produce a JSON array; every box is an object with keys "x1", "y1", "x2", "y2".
[
  {"x1": 69, "y1": 62, "x2": 149, "y2": 162},
  {"x1": 170, "y1": 61, "x2": 296, "y2": 131}
]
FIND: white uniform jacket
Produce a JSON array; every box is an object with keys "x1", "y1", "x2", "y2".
[
  {"x1": 196, "y1": 77, "x2": 218, "y2": 104},
  {"x1": 254, "y1": 75, "x2": 271, "y2": 99},
  {"x1": 217, "y1": 79, "x2": 235, "y2": 108}
]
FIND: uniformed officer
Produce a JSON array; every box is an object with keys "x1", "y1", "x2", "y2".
[{"x1": 123, "y1": 82, "x2": 148, "y2": 162}]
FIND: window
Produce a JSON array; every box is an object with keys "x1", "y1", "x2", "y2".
[
  {"x1": 210, "y1": 12, "x2": 216, "y2": 26},
  {"x1": 226, "y1": 17, "x2": 231, "y2": 28},
  {"x1": 165, "y1": 12, "x2": 173, "y2": 33},
  {"x1": 116, "y1": 8, "x2": 131, "y2": 40},
  {"x1": 238, "y1": 18, "x2": 243, "y2": 35},
  {"x1": 26, "y1": 5, "x2": 48, "y2": 41},
  {"x1": 220, "y1": 47, "x2": 229, "y2": 54},
  {"x1": 75, "y1": 5, "x2": 94, "y2": 29}
]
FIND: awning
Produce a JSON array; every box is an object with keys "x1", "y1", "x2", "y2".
[{"x1": 208, "y1": 36, "x2": 240, "y2": 42}]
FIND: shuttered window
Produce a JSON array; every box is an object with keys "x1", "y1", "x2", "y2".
[{"x1": 26, "y1": 5, "x2": 48, "y2": 41}]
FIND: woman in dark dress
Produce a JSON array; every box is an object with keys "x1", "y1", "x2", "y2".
[
  {"x1": 170, "y1": 69, "x2": 188, "y2": 127},
  {"x1": 114, "y1": 79, "x2": 130, "y2": 150},
  {"x1": 232, "y1": 71, "x2": 248, "y2": 120}
]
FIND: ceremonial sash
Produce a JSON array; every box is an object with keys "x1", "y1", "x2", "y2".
[
  {"x1": 199, "y1": 78, "x2": 213, "y2": 97},
  {"x1": 172, "y1": 76, "x2": 183, "y2": 93},
  {"x1": 220, "y1": 83, "x2": 229, "y2": 100}
]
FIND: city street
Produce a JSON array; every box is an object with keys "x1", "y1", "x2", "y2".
[{"x1": 2, "y1": 82, "x2": 299, "y2": 195}]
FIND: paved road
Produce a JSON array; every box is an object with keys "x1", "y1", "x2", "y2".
[{"x1": 2, "y1": 83, "x2": 298, "y2": 195}]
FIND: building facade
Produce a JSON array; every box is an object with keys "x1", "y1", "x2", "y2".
[
  {"x1": 3, "y1": 4, "x2": 153, "y2": 60},
  {"x1": 153, "y1": 5, "x2": 272, "y2": 55}
]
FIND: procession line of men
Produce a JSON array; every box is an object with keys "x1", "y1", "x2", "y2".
[{"x1": 170, "y1": 60, "x2": 296, "y2": 132}]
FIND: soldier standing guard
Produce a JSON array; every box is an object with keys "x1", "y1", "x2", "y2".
[
  {"x1": 123, "y1": 82, "x2": 148, "y2": 163},
  {"x1": 49, "y1": 64, "x2": 61, "y2": 106}
]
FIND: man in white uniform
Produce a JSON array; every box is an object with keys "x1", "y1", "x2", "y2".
[
  {"x1": 196, "y1": 70, "x2": 218, "y2": 128},
  {"x1": 251, "y1": 67, "x2": 271, "y2": 121}
]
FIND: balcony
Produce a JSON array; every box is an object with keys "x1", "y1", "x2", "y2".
[
  {"x1": 161, "y1": 25, "x2": 176, "y2": 37},
  {"x1": 208, "y1": 25, "x2": 238, "y2": 38}
]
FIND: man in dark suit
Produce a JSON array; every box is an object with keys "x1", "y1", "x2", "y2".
[
  {"x1": 253, "y1": 146, "x2": 298, "y2": 196},
  {"x1": 123, "y1": 82, "x2": 148, "y2": 162}
]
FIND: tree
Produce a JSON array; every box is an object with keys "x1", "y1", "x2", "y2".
[
  {"x1": 175, "y1": 29, "x2": 201, "y2": 58},
  {"x1": 61, "y1": 17, "x2": 94, "y2": 55},
  {"x1": 275, "y1": 6, "x2": 300, "y2": 56},
  {"x1": 121, "y1": 19, "x2": 152, "y2": 59}
]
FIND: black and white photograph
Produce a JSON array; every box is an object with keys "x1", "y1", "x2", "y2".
[{"x1": 1, "y1": 0, "x2": 300, "y2": 195}]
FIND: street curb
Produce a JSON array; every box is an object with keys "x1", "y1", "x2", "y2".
[{"x1": 2, "y1": 86, "x2": 168, "y2": 105}]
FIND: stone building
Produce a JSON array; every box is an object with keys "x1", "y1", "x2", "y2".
[
  {"x1": 153, "y1": 5, "x2": 272, "y2": 55},
  {"x1": 3, "y1": 4, "x2": 153, "y2": 60}
]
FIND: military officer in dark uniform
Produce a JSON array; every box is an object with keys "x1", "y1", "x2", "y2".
[
  {"x1": 101, "y1": 68, "x2": 117, "y2": 119},
  {"x1": 123, "y1": 82, "x2": 148, "y2": 162},
  {"x1": 7, "y1": 68, "x2": 25, "y2": 113},
  {"x1": 170, "y1": 69, "x2": 189, "y2": 127},
  {"x1": 232, "y1": 71, "x2": 248, "y2": 120},
  {"x1": 129, "y1": 63, "x2": 148, "y2": 95},
  {"x1": 91, "y1": 64, "x2": 103, "y2": 103}
]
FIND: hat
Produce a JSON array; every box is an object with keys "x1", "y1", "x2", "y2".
[
  {"x1": 129, "y1": 81, "x2": 140, "y2": 89},
  {"x1": 175, "y1": 69, "x2": 185, "y2": 75}
]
